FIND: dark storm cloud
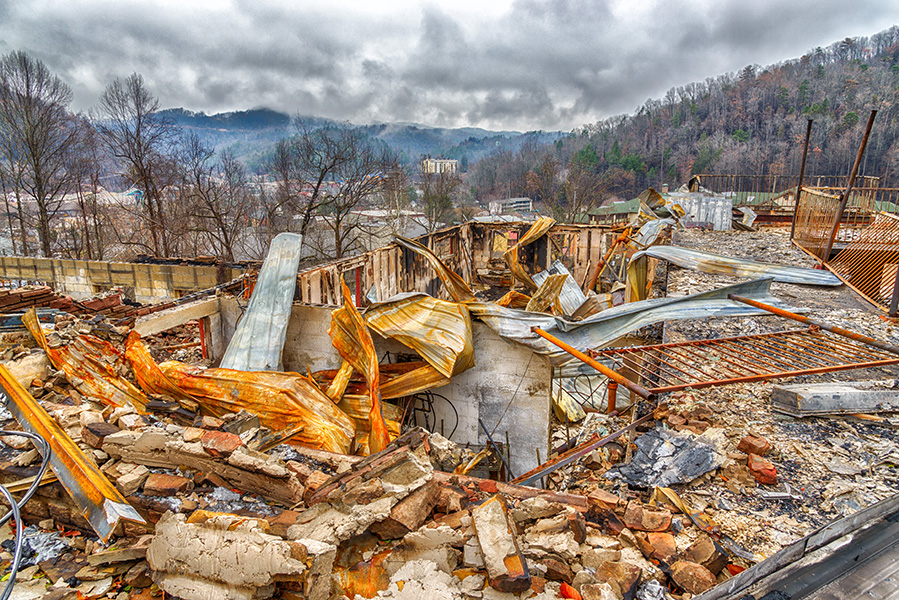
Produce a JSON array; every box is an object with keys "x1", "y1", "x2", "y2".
[{"x1": 0, "y1": 0, "x2": 895, "y2": 130}]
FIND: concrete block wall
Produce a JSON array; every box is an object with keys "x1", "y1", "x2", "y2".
[{"x1": 0, "y1": 256, "x2": 243, "y2": 303}]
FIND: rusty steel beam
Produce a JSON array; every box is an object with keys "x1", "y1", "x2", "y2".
[
  {"x1": 822, "y1": 109, "x2": 877, "y2": 260},
  {"x1": 510, "y1": 413, "x2": 655, "y2": 487},
  {"x1": 727, "y1": 294, "x2": 899, "y2": 357},
  {"x1": 790, "y1": 119, "x2": 814, "y2": 239},
  {"x1": 0, "y1": 365, "x2": 145, "y2": 542},
  {"x1": 531, "y1": 327, "x2": 656, "y2": 400}
]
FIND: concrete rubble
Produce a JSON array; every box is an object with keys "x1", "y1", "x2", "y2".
[{"x1": 0, "y1": 211, "x2": 896, "y2": 599}]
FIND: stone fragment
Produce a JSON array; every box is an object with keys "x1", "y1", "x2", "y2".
[
  {"x1": 580, "y1": 582, "x2": 621, "y2": 600},
  {"x1": 200, "y1": 415, "x2": 224, "y2": 430},
  {"x1": 82, "y1": 422, "x2": 121, "y2": 449},
  {"x1": 117, "y1": 413, "x2": 146, "y2": 430},
  {"x1": 143, "y1": 473, "x2": 192, "y2": 496},
  {"x1": 670, "y1": 560, "x2": 717, "y2": 595},
  {"x1": 588, "y1": 489, "x2": 622, "y2": 511},
  {"x1": 542, "y1": 557, "x2": 573, "y2": 583},
  {"x1": 737, "y1": 434, "x2": 770, "y2": 456},
  {"x1": 581, "y1": 547, "x2": 622, "y2": 570},
  {"x1": 303, "y1": 470, "x2": 332, "y2": 501},
  {"x1": 511, "y1": 496, "x2": 565, "y2": 523},
  {"x1": 435, "y1": 484, "x2": 469, "y2": 514},
  {"x1": 682, "y1": 535, "x2": 728, "y2": 575},
  {"x1": 622, "y1": 502, "x2": 671, "y2": 532},
  {"x1": 116, "y1": 465, "x2": 150, "y2": 496},
  {"x1": 748, "y1": 453, "x2": 777, "y2": 485},
  {"x1": 285, "y1": 460, "x2": 313, "y2": 483},
  {"x1": 370, "y1": 480, "x2": 440, "y2": 540},
  {"x1": 201, "y1": 430, "x2": 244, "y2": 458},
  {"x1": 568, "y1": 511, "x2": 587, "y2": 544},
  {"x1": 593, "y1": 561, "x2": 641, "y2": 599},
  {"x1": 123, "y1": 562, "x2": 152, "y2": 588},
  {"x1": 182, "y1": 427, "x2": 205, "y2": 443},
  {"x1": 647, "y1": 531, "x2": 677, "y2": 563},
  {"x1": 471, "y1": 495, "x2": 530, "y2": 593},
  {"x1": 572, "y1": 569, "x2": 596, "y2": 592}
]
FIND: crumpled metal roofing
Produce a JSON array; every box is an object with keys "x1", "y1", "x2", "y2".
[
  {"x1": 329, "y1": 282, "x2": 391, "y2": 454},
  {"x1": 0, "y1": 364, "x2": 145, "y2": 542},
  {"x1": 24, "y1": 308, "x2": 149, "y2": 412},
  {"x1": 631, "y1": 218, "x2": 676, "y2": 248},
  {"x1": 630, "y1": 245, "x2": 842, "y2": 286},
  {"x1": 219, "y1": 232, "x2": 303, "y2": 371},
  {"x1": 395, "y1": 236, "x2": 476, "y2": 303},
  {"x1": 526, "y1": 273, "x2": 568, "y2": 314},
  {"x1": 532, "y1": 260, "x2": 587, "y2": 317},
  {"x1": 125, "y1": 332, "x2": 356, "y2": 454},
  {"x1": 468, "y1": 278, "x2": 807, "y2": 365},
  {"x1": 364, "y1": 292, "x2": 474, "y2": 378},
  {"x1": 503, "y1": 216, "x2": 555, "y2": 291}
]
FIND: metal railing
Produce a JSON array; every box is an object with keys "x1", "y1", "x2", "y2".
[
  {"x1": 826, "y1": 212, "x2": 899, "y2": 313},
  {"x1": 694, "y1": 174, "x2": 880, "y2": 211}
]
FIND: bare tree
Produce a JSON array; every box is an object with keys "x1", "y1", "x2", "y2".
[
  {"x1": 416, "y1": 157, "x2": 462, "y2": 233},
  {"x1": 526, "y1": 153, "x2": 562, "y2": 213},
  {"x1": 94, "y1": 73, "x2": 177, "y2": 257},
  {"x1": 557, "y1": 158, "x2": 607, "y2": 223},
  {"x1": 180, "y1": 133, "x2": 252, "y2": 261},
  {"x1": 0, "y1": 51, "x2": 78, "y2": 256}
]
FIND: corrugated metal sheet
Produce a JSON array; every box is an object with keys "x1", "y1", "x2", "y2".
[
  {"x1": 630, "y1": 246, "x2": 842, "y2": 286},
  {"x1": 329, "y1": 282, "x2": 391, "y2": 454},
  {"x1": 504, "y1": 216, "x2": 555, "y2": 291},
  {"x1": 219, "y1": 232, "x2": 303, "y2": 371},
  {"x1": 394, "y1": 236, "x2": 476, "y2": 302},
  {"x1": 526, "y1": 273, "x2": 568, "y2": 313},
  {"x1": 364, "y1": 292, "x2": 474, "y2": 378},
  {"x1": 125, "y1": 333, "x2": 356, "y2": 455},
  {"x1": 24, "y1": 309, "x2": 149, "y2": 412},
  {"x1": 468, "y1": 278, "x2": 807, "y2": 366},
  {"x1": 632, "y1": 218, "x2": 676, "y2": 247},
  {"x1": 671, "y1": 194, "x2": 733, "y2": 230},
  {"x1": 533, "y1": 260, "x2": 587, "y2": 316}
]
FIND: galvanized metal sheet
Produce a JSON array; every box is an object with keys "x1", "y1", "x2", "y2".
[
  {"x1": 394, "y1": 236, "x2": 476, "y2": 303},
  {"x1": 468, "y1": 278, "x2": 808, "y2": 365},
  {"x1": 631, "y1": 245, "x2": 842, "y2": 286},
  {"x1": 532, "y1": 260, "x2": 587, "y2": 317},
  {"x1": 503, "y1": 216, "x2": 555, "y2": 291},
  {"x1": 219, "y1": 232, "x2": 303, "y2": 371}
]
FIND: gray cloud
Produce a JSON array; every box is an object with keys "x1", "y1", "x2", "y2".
[{"x1": 0, "y1": 1, "x2": 895, "y2": 131}]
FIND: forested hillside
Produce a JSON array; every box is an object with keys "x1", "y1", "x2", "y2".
[{"x1": 470, "y1": 26, "x2": 899, "y2": 202}]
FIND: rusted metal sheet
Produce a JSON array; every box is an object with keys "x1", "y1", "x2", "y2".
[
  {"x1": 0, "y1": 364, "x2": 145, "y2": 542},
  {"x1": 590, "y1": 327, "x2": 899, "y2": 395},
  {"x1": 826, "y1": 212, "x2": 899, "y2": 312},
  {"x1": 23, "y1": 308, "x2": 149, "y2": 412},
  {"x1": 125, "y1": 333, "x2": 357, "y2": 454},
  {"x1": 629, "y1": 245, "x2": 842, "y2": 287},
  {"x1": 504, "y1": 216, "x2": 555, "y2": 291},
  {"x1": 219, "y1": 232, "x2": 303, "y2": 371},
  {"x1": 329, "y1": 282, "x2": 391, "y2": 454},
  {"x1": 364, "y1": 293, "x2": 474, "y2": 378},
  {"x1": 394, "y1": 236, "x2": 476, "y2": 302},
  {"x1": 525, "y1": 273, "x2": 567, "y2": 314}
]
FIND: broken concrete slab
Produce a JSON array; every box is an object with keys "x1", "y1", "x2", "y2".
[
  {"x1": 772, "y1": 379, "x2": 899, "y2": 416},
  {"x1": 471, "y1": 495, "x2": 531, "y2": 593}
]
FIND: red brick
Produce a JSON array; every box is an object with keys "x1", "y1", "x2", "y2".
[
  {"x1": 200, "y1": 430, "x2": 243, "y2": 458},
  {"x1": 748, "y1": 453, "x2": 777, "y2": 485},
  {"x1": 142, "y1": 473, "x2": 191, "y2": 496},
  {"x1": 670, "y1": 560, "x2": 717, "y2": 595},
  {"x1": 623, "y1": 501, "x2": 671, "y2": 531},
  {"x1": 737, "y1": 434, "x2": 771, "y2": 456},
  {"x1": 647, "y1": 531, "x2": 677, "y2": 563}
]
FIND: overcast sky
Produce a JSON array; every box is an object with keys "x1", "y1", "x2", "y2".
[{"x1": 0, "y1": 0, "x2": 895, "y2": 131}]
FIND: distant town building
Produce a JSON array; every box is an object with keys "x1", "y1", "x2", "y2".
[
  {"x1": 587, "y1": 198, "x2": 640, "y2": 225},
  {"x1": 421, "y1": 158, "x2": 459, "y2": 174},
  {"x1": 488, "y1": 197, "x2": 534, "y2": 215}
]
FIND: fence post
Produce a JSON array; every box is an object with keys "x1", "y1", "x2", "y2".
[
  {"x1": 822, "y1": 109, "x2": 877, "y2": 261},
  {"x1": 791, "y1": 119, "x2": 814, "y2": 239}
]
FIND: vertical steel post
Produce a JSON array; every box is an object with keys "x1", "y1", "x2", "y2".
[
  {"x1": 606, "y1": 381, "x2": 618, "y2": 414},
  {"x1": 354, "y1": 266, "x2": 362, "y2": 308},
  {"x1": 790, "y1": 119, "x2": 814, "y2": 239},
  {"x1": 890, "y1": 265, "x2": 899, "y2": 318},
  {"x1": 822, "y1": 110, "x2": 877, "y2": 261}
]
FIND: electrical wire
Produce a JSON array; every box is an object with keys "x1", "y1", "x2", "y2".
[{"x1": 0, "y1": 430, "x2": 51, "y2": 600}]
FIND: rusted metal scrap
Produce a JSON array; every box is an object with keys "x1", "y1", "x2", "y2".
[
  {"x1": 23, "y1": 308, "x2": 150, "y2": 412},
  {"x1": 0, "y1": 364, "x2": 145, "y2": 542},
  {"x1": 329, "y1": 282, "x2": 392, "y2": 455},
  {"x1": 503, "y1": 216, "x2": 555, "y2": 291},
  {"x1": 394, "y1": 236, "x2": 477, "y2": 303},
  {"x1": 124, "y1": 332, "x2": 357, "y2": 455}
]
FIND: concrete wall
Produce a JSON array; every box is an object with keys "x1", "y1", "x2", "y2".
[
  {"x1": 211, "y1": 301, "x2": 550, "y2": 478},
  {"x1": 0, "y1": 256, "x2": 243, "y2": 303}
]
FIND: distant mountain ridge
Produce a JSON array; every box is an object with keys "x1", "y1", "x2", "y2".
[{"x1": 157, "y1": 107, "x2": 565, "y2": 170}]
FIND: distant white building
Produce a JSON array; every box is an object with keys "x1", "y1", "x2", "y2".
[
  {"x1": 421, "y1": 158, "x2": 459, "y2": 174},
  {"x1": 488, "y1": 197, "x2": 533, "y2": 215}
]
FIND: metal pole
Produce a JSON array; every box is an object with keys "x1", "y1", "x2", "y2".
[
  {"x1": 606, "y1": 381, "x2": 618, "y2": 414},
  {"x1": 790, "y1": 119, "x2": 814, "y2": 239},
  {"x1": 728, "y1": 293, "x2": 899, "y2": 356},
  {"x1": 822, "y1": 110, "x2": 877, "y2": 261},
  {"x1": 531, "y1": 326, "x2": 656, "y2": 400}
]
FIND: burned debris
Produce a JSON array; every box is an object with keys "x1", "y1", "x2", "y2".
[{"x1": 0, "y1": 196, "x2": 895, "y2": 600}]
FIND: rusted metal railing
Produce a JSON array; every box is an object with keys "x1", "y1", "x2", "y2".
[
  {"x1": 792, "y1": 188, "x2": 876, "y2": 259},
  {"x1": 695, "y1": 173, "x2": 880, "y2": 213}
]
